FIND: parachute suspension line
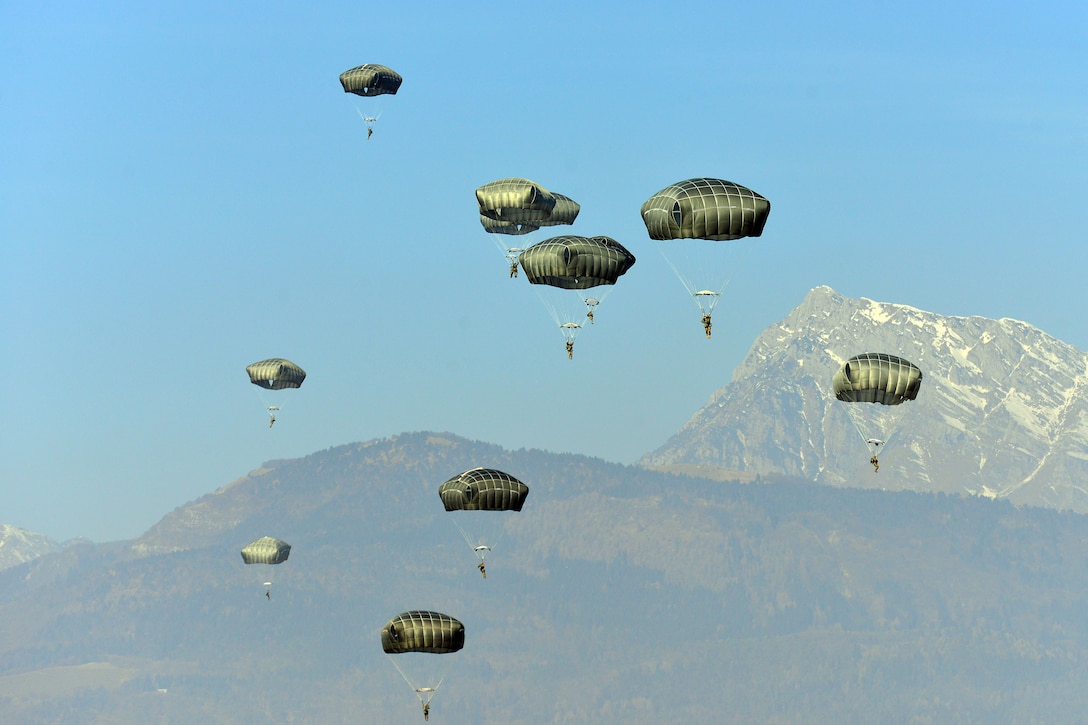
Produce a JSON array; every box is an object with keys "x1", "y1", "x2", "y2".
[
  {"x1": 353, "y1": 101, "x2": 384, "y2": 126},
  {"x1": 530, "y1": 285, "x2": 586, "y2": 339},
  {"x1": 656, "y1": 239, "x2": 755, "y2": 315},
  {"x1": 449, "y1": 516, "x2": 509, "y2": 563},
  {"x1": 388, "y1": 657, "x2": 416, "y2": 694},
  {"x1": 845, "y1": 407, "x2": 869, "y2": 448},
  {"x1": 656, "y1": 246, "x2": 703, "y2": 309},
  {"x1": 252, "y1": 388, "x2": 285, "y2": 423},
  {"x1": 450, "y1": 517, "x2": 480, "y2": 557},
  {"x1": 843, "y1": 405, "x2": 903, "y2": 459},
  {"x1": 388, "y1": 656, "x2": 450, "y2": 706},
  {"x1": 491, "y1": 231, "x2": 534, "y2": 262}
]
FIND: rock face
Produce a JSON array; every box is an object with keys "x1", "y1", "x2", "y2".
[
  {"x1": 641, "y1": 286, "x2": 1088, "y2": 511},
  {"x1": 0, "y1": 524, "x2": 61, "y2": 571}
]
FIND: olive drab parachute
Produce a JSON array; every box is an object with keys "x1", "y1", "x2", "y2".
[
  {"x1": 439, "y1": 468, "x2": 529, "y2": 512},
  {"x1": 519, "y1": 234, "x2": 635, "y2": 357},
  {"x1": 833, "y1": 353, "x2": 923, "y2": 405},
  {"x1": 339, "y1": 64, "x2": 401, "y2": 139},
  {"x1": 339, "y1": 64, "x2": 403, "y2": 96},
  {"x1": 641, "y1": 178, "x2": 771, "y2": 241},
  {"x1": 479, "y1": 215, "x2": 539, "y2": 236},
  {"x1": 641, "y1": 178, "x2": 770, "y2": 338},
  {"x1": 439, "y1": 468, "x2": 529, "y2": 577},
  {"x1": 832, "y1": 353, "x2": 923, "y2": 472},
  {"x1": 536, "y1": 193, "x2": 580, "y2": 227},
  {"x1": 381, "y1": 611, "x2": 466, "y2": 654},
  {"x1": 241, "y1": 536, "x2": 291, "y2": 598},
  {"x1": 246, "y1": 358, "x2": 305, "y2": 427},
  {"x1": 246, "y1": 359, "x2": 306, "y2": 390},
  {"x1": 476, "y1": 178, "x2": 557, "y2": 224},
  {"x1": 476, "y1": 178, "x2": 580, "y2": 278},
  {"x1": 381, "y1": 611, "x2": 465, "y2": 720},
  {"x1": 519, "y1": 235, "x2": 635, "y2": 289}
]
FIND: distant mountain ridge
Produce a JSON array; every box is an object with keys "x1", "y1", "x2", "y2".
[
  {"x1": 0, "y1": 524, "x2": 62, "y2": 571},
  {"x1": 4, "y1": 432, "x2": 1088, "y2": 723},
  {"x1": 642, "y1": 286, "x2": 1088, "y2": 512}
]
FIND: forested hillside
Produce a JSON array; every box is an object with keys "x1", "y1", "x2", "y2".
[{"x1": 2, "y1": 432, "x2": 1088, "y2": 723}]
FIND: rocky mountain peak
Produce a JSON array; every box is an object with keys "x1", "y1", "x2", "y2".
[
  {"x1": 643, "y1": 287, "x2": 1088, "y2": 511},
  {"x1": 0, "y1": 524, "x2": 62, "y2": 571}
]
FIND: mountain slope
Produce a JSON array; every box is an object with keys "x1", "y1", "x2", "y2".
[
  {"x1": 642, "y1": 286, "x2": 1088, "y2": 512},
  {"x1": 3, "y1": 433, "x2": 1088, "y2": 723}
]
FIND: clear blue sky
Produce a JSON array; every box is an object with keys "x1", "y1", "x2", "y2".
[{"x1": 3, "y1": 1, "x2": 1085, "y2": 542}]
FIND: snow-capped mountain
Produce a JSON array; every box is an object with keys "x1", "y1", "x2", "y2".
[
  {"x1": 642, "y1": 286, "x2": 1088, "y2": 512},
  {"x1": 0, "y1": 524, "x2": 62, "y2": 571}
]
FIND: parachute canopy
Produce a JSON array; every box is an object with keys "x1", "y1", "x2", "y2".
[
  {"x1": 476, "y1": 177, "x2": 555, "y2": 223},
  {"x1": 475, "y1": 178, "x2": 581, "y2": 229},
  {"x1": 240, "y1": 536, "x2": 291, "y2": 565},
  {"x1": 536, "y1": 193, "x2": 580, "y2": 227},
  {"x1": 439, "y1": 468, "x2": 529, "y2": 512},
  {"x1": 519, "y1": 235, "x2": 636, "y2": 290},
  {"x1": 641, "y1": 178, "x2": 771, "y2": 241},
  {"x1": 246, "y1": 358, "x2": 306, "y2": 390},
  {"x1": 479, "y1": 215, "x2": 539, "y2": 236},
  {"x1": 381, "y1": 611, "x2": 465, "y2": 655},
  {"x1": 339, "y1": 64, "x2": 403, "y2": 96},
  {"x1": 833, "y1": 353, "x2": 923, "y2": 406}
]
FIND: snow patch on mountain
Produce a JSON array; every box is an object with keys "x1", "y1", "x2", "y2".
[{"x1": 0, "y1": 524, "x2": 62, "y2": 571}]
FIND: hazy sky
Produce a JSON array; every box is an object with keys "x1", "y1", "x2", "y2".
[{"x1": 3, "y1": 1, "x2": 1085, "y2": 542}]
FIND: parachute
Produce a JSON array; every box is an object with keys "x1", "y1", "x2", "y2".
[
  {"x1": 381, "y1": 611, "x2": 465, "y2": 720},
  {"x1": 832, "y1": 353, "x2": 923, "y2": 472},
  {"x1": 640, "y1": 178, "x2": 770, "y2": 338},
  {"x1": 339, "y1": 64, "x2": 402, "y2": 138},
  {"x1": 246, "y1": 359, "x2": 306, "y2": 390},
  {"x1": 537, "y1": 193, "x2": 580, "y2": 227},
  {"x1": 439, "y1": 468, "x2": 529, "y2": 577},
  {"x1": 339, "y1": 64, "x2": 403, "y2": 96},
  {"x1": 240, "y1": 536, "x2": 291, "y2": 598},
  {"x1": 476, "y1": 177, "x2": 557, "y2": 223},
  {"x1": 475, "y1": 178, "x2": 579, "y2": 278},
  {"x1": 519, "y1": 234, "x2": 635, "y2": 357},
  {"x1": 479, "y1": 215, "x2": 539, "y2": 237},
  {"x1": 246, "y1": 358, "x2": 305, "y2": 427}
]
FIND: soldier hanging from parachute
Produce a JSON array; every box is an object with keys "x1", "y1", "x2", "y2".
[
  {"x1": 832, "y1": 353, "x2": 923, "y2": 472},
  {"x1": 641, "y1": 177, "x2": 770, "y2": 338},
  {"x1": 339, "y1": 63, "x2": 402, "y2": 139},
  {"x1": 439, "y1": 467, "x2": 529, "y2": 578},
  {"x1": 246, "y1": 358, "x2": 306, "y2": 428},
  {"x1": 381, "y1": 611, "x2": 465, "y2": 721},
  {"x1": 240, "y1": 536, "x2": 291, "y2": 600},
  {"x1": 518, "y1": 234, "x2": 635, "y2": 359}
]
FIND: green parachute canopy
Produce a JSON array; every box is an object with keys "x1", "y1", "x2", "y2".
[
  {"x1": 476, "y1": 178, "x2": 557, "y2": 225},
  {"x1": 640, "y1": 178, "x2": 771, "y2": 241},
  {"x1": 833, "y1": 353, "x2": 923, "y2": 406},
  {"x1": 381, "y1": 611, "x2": 465, "y2": 655},
  {"x1": 536, "y1": 193, "x2": 580, "y2": 227},
  {"x1": 519, "y1": 235, "x2": 636, "y2": 290},
  {"x1": 240, "y1": 536, "x2": 292, "y2": 565},
  {"x1": 479, "y1": 215, "x2": 539, "y2": 236},
  {"x1": 246, "y1": 359, "x2": 306, "y2": 390},
  {"x1": 439, "y1": 468, "x2": 529, "y2": 512},
  {"x1": 339, "y1": 64, "x2": 403, "y2": 96}
]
